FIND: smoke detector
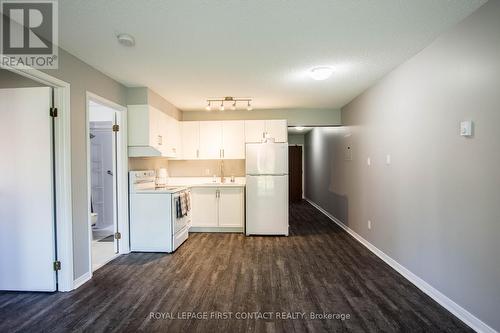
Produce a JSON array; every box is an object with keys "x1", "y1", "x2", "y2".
[{"x1": 117, "y1": 33, "x2": 135, "y2": 47}]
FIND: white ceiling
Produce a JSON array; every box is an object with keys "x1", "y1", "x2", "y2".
[{"x1": 58, "y1": 0, "x2": 485, "y2": 111}]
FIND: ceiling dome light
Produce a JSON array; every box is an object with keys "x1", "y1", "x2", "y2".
[
  {"x1": 295, "y1": 126, "x2": 305, "y2": 131},
  {"x1": 309, "y1": 66, "x2": 333, "y2": 80},
  {"x1": 246, "y1": 101, "x2": 253, "y2": 111},
  {"x1": 219, "y1": 101, "x2": 225, "y2": 111},
  {"x1": 117, "y1": 33, "x2": 135, "y2": 47},
  {"x1": 205, "y1": 101, "x2": 211, "y2": 111}
]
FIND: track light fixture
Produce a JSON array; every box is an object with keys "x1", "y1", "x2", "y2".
[{"x1": 205, "y1": 97, "x2": 253, "y2": 111}]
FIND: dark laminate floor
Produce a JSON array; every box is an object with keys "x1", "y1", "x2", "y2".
[{"x1": 0, "y1": 201, "x2": 472, "y2": 333}]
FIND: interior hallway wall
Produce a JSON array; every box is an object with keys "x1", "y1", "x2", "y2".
[{"x1": 305, "y1": 1, "x2": 500, "y2": 330}]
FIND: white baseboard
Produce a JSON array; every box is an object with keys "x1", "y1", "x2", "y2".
[
  {"x1": 304, "y1": 198, "x2": 497, "y2": 333},
  {"x1": 72, "y1": 272, "x2": 91, "y2": 290}
]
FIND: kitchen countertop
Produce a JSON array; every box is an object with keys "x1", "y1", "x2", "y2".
[{"x1": 165, "y1": 177, "x2": 246, "y2": 188}]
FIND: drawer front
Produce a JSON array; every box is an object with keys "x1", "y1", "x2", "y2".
[
  {"x1": 173, "y1": 226, "x2": 189, "y2": 251},
  {"x1": 174, "y1": 214, "x2": 190, "y2": 233}
]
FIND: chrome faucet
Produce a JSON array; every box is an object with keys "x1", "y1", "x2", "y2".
[{"x1": 220, "y1": 160, "x2": 225, "y2": 183}]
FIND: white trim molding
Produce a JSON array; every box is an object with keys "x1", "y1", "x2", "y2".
[
  {"x1": 3, "y1": 66, "x2": 74, "y2": 292},
  {"x1": 72, "y1": 272, "x2": 91, "y2": 290},
  {"x1": 305, "y1": 198, "x2": 497, "y2": 333}
]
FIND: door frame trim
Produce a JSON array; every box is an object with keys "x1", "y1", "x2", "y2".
[
  {"x1": 288, "y1": 143, "x2": 305, "y2": 199},
  {"x1": 85, "y1": 92, "x2": 129, "y2": 278},
  {"x1": 3, "y1": 67, "x2": 74, "y2": 292}
]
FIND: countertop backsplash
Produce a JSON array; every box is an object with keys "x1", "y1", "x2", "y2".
[{"x1": 128, "y1": 158, "x2": 245, "y2": 178}]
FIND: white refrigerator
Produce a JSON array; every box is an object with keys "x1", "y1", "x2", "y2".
[{"x1": 245, "y1": 142, "x2": 289, "y2": 236}]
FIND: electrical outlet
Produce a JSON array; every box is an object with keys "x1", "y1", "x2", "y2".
[{"x1": 368, "y1": 220, "x2": 372, "y2": 230}]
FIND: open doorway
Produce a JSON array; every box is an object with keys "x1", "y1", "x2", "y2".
[
  {"x1": 86, "y1": 94, "x2": 127, "y2": 272},
  {"x1": 288, "y1": 126, "x2": 310, "y2": 202}
]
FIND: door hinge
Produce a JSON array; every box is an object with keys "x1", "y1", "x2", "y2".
[
  {"x1": 114, "y1": 232, "x2": 121, "y2": 240},
  {"x1": 112, "y1": 124, "x2": 119, "y2": 132},
  {"x1": 53, "y1": 260, "x2": 61, "y2": 271},
  {"x1": 50, "y1": 107, "x2": 58, "y2": 118}
]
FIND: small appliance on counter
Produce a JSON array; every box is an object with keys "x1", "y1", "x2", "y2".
[
  {"x1": 156, "y1": 168, "x2": 168, "y2": 187},
  {"x1": 129, "y1": 170, "x2": 191, "y2": 252}
]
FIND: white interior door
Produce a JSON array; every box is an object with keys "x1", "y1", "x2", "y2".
[{"x1": 0, "y1": 87, "x2": 57, "y2": 291}]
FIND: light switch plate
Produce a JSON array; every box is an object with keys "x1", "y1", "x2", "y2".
[
  {"x1": 386, "y1": 154, "x2": 391, "y2": 165},
  {"x1": 367, "y1": 157, "x2": 371, "y2": 166},
  {"x1": 460, "y1": 120, "x2": 473, "y2": 137}
]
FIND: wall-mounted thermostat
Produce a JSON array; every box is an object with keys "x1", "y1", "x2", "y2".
[{"x1": 460, "y1": 120, "x2": 473, "y2": 137}]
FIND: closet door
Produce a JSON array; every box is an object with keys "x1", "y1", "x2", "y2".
[{"x1": 0, "y1": 87, "x2": 57, "y2": 291}]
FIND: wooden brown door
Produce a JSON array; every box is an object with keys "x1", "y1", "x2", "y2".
[{"x1": 288, "y1": 145, "x2": 302, "y2": 202}]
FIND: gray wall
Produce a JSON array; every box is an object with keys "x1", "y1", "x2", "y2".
[
  {"x1": 183, "y1": 108, "x2": 341, "y2": 126},
  {"x1": 127, "y1": 87, "x2": 182, "y2": 120},
  {"x1": 288, "y1": 134, "x2": 305, "y2": 145},
  {"x1": 0, "y1": 69, "x2": 44, "y2": 87},
  {"x1": 305, "y1": 1, "x2": 500, "y2": 330}
]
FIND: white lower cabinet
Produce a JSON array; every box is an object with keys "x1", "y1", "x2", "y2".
[
  {"x1": 218, "y1": 187, "x2": 245, "y2": 227},
  {"x1": 190, "y1": 186, "x2": 244, "y2": 231},
  {"x1": 190, "y1": 187, "x2": 218, "y2": 227}
]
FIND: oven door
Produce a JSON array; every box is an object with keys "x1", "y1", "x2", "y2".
[{"x1": 172, "y1": 192, "x2": 191, "y2": 234}]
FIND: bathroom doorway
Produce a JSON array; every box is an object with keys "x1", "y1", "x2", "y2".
[{"x1": 86, "y1": 93, "x2": 128, "y2": 273}]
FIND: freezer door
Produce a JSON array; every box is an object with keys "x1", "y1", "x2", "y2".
[
  {"x1": 245, "y1": 143, "x2": 288, "y2": 175},
  {"x1": 246, "y1": 175, "x2": 289, "y2": 235}
]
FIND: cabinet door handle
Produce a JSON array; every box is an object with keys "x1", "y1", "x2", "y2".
[
  {"x1": 158, "y1": 135, "x2": 162, "y2": 145},
  {"x1": 196, "y1": 149, "x2": 199, "y2": 158},
  {"x1": 222, "y1": 149, "x2": 224, "y2": 158}
]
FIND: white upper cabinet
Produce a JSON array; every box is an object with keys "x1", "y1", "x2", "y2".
[
  {"x1": 181, "y1": 121, "x2": 200, "y2": 159},
  {"x1": 199, "y1": 121, "x2": 222, "y2": 159},
  {"x1": 244, "y1": 120, "x2": 266, "y2": 143},
  {"x1": 164, "y1": 114, "x2": 181, "y2": 158},
  {"x1": 128, "y1": 105, "x2": 162, "y2": 157},
  {"x1": 221, "y1": 121, "x2": 245, "y2": 159},
  {"x1": 127, "y1": 104, "x2": 181, "y2": 158},
  {"x1": 244, "y1": 119, "x2": 288, "y2": 143},
  {"x1": 129, "y1": 110, "x2": 287, "y2": 159},
  {"x1": 265, "y1": 119, "x2": 288, "y2": 142}
]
